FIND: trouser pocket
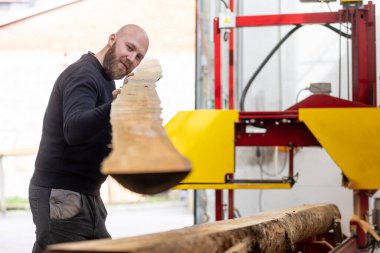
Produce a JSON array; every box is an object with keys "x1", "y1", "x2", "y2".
[{"x1": 49, "y1": 189, "x2": 82, "y2": 220}]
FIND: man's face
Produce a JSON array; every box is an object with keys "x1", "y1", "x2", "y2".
[
  {"x1": 103, "y1": 42, "x2": 123, "y2": 80},
  {"x1": 103, "y1": 29, "x2": 148, "y2": 80}
]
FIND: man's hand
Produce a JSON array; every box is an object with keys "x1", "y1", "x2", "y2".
[
  {"x1": 123, "y1": 72, "x2": 135, "y2": 85},
  {"x1": 112, "y1": 73, "x2": 135, "y2": 101},
  {"x1": 112, "y1": 89, "x2": 121, "y2": 100}
]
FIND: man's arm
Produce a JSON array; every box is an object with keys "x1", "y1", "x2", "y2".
[{"x1": 62, "y1": 81, "x2": 111, "y2": 145}]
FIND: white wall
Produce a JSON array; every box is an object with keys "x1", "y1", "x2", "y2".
[
  {"x1": 233, "y1": 0, "x2": 379, "y2": 235},
  {"x1": 0, "y1": 0, "x2": 196, "y2": 204}
]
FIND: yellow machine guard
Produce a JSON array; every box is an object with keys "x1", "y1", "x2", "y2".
[
  {"x1": 165, "y1": 110, "x2": 237, "y2": 185},
  {"x1": 165, "y1": 110, "x2": 291, "y2": 190},
  {"x1": 299, "y1": 108, "x2": 380, "y2": 189}
]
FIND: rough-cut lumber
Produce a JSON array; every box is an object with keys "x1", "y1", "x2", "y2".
[
  {"x1": 101, "y1": 59, "x2": 191, "y2": 194},
  {"x1": 45, "y1": 203, "x2": 341, "y2": 253}
]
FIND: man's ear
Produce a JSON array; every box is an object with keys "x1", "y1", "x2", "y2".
[{"x1": 108, "y1": 34, "x2": 116, "y2": 47}]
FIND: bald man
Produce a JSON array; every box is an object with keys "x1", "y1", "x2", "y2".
[{"x1": 29, "y1": 24, "x2": 149, "y2": 253}]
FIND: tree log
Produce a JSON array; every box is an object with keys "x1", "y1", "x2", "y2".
[
  {"x1": 101, "y1": 59, "x2": 191, "y2": 195},
  {"x1": 45, "y1": 203, "x2": 341, "y2": 253}
]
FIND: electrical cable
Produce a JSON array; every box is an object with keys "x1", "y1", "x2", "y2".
[
  {"x1": 257, "y1": 146, "x2": 290, "y2": 212},
  {"x1": 326, "y1": 2, "x2": 332, "y2": 12},
  {"x1": 223, "y1": 31, "x2": 229, "y2": 42},
  {"x1": 234, "y1": 208, "x2": 242, "y2": 218},
  {"x1": 258, "y1": 166, "x2": 264, "y2": 212},
  {"x1": 239, "y1": 22, "x2": 352, "y2": 111},
  {"x1": 239, "y1": 25, "x2": 303, "y2": 111},
  {"x1": 256, "y1": 146, "x2": 288, "y2": 212},
  {"x1": 295, "y1": 87, "x2": 309, "y2": 103},
  {"x1": 219, "y1": 0, "x2": 228, "y2": 9},
  {"x1": 323, "y1": 24, "x2": 351, "y2": 39},
  {"x1": 256, "y1": 147, "x2": 288, "y2": 177},
  {"x1": 256, "y1": 147, "x2": 264, "y2": 212},
  {"x1": 326, "y1": 1, "x2": 350, "y2": 30}
]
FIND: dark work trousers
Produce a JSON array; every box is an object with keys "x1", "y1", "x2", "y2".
[{"x1": 28, "y1": 184, "x2": 111, "y2": 253}]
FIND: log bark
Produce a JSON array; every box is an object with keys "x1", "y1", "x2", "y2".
[
  {"x1": 101, "y1": 59, "x2": 191, "y2": 194},
  {"x1": 45, "y1": 203, "x2": 341, "y2": 253}
]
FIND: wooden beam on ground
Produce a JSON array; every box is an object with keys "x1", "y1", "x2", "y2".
[
  {"x1": 45, "y1": 203, "x2": 341, "y2": 253},
  {"x1": 101, "y1": 59, "x2": 191, "y2": 195}
]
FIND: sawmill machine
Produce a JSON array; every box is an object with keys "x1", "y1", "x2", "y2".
[{"x1": 167, "y1": 0, "x2": 380, "y2": 251}]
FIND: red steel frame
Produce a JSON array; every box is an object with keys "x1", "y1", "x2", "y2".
[
  {"x1": 214, "y1": 3, "x2": 377, "y2": 108},
  {"x1": 227, "y1": 0, "x2": 235, "y2": 221},
  {"x1": 213, "y1": 1, "x2": 377, "y2": 251},
  {"x1": 214, "y1": 0, "x2": 235, "y2": 222}
]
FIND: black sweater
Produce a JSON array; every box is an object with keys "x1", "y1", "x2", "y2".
[{"x1": 31, "y1": 52, "x2": 115, "y2": 196}]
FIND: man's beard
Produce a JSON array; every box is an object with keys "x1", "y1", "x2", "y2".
[{"x1": 103, "y1": 43, "x2": 128, "y2": 80}]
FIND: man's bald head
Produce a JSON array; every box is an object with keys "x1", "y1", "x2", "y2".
[
  {"x1": 102, "y1": 24, "x2": 149, "y2": 80},
  {"x1": 116, "y1": 24, "x2": 149, "y2": 54}
]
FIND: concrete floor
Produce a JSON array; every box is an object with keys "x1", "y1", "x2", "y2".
[{"x1": 0, "y1": 201, "x2": 193, "y2": 253}]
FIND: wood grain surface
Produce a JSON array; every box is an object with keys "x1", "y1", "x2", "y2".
[
  {"x1": 101, "y1": 59, "x2": 191, "y2": 194},
  {"x1": 46, "y1": 203, "x2": 341, "y2": 253}
]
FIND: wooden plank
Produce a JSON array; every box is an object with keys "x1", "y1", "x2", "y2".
[
  {"x1": 101, "y1": 59, "x2": 191, "y2": 195},
  {"x1": 46, "y1": 203, "x2": 341, "y2": 253}
]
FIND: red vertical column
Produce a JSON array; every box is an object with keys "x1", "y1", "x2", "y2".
[
  {"x1": 214, "y1": 17, "x2": 223, "y2": 221},
  {"x1": 350, "y1": 3, "x2": 377, "y2": 248},
  {"x1": 351, "y1": 4, "x2": 376, "y2": 106},
  {"x1": 353, "y1": 190, "x2": 371, "y2": 248},
  {"x1": 228, "y1": 0, "x2": 235, "y2": 109},
  {"x1": 214, "y1": 18, "x2": 222, "y2": 109},
  {"x1": 365, "y1": 2, "x2": 377, "y2": 106},
  {"x1": 227, "y1": 0, "x2": 235, "y2": 220}
]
